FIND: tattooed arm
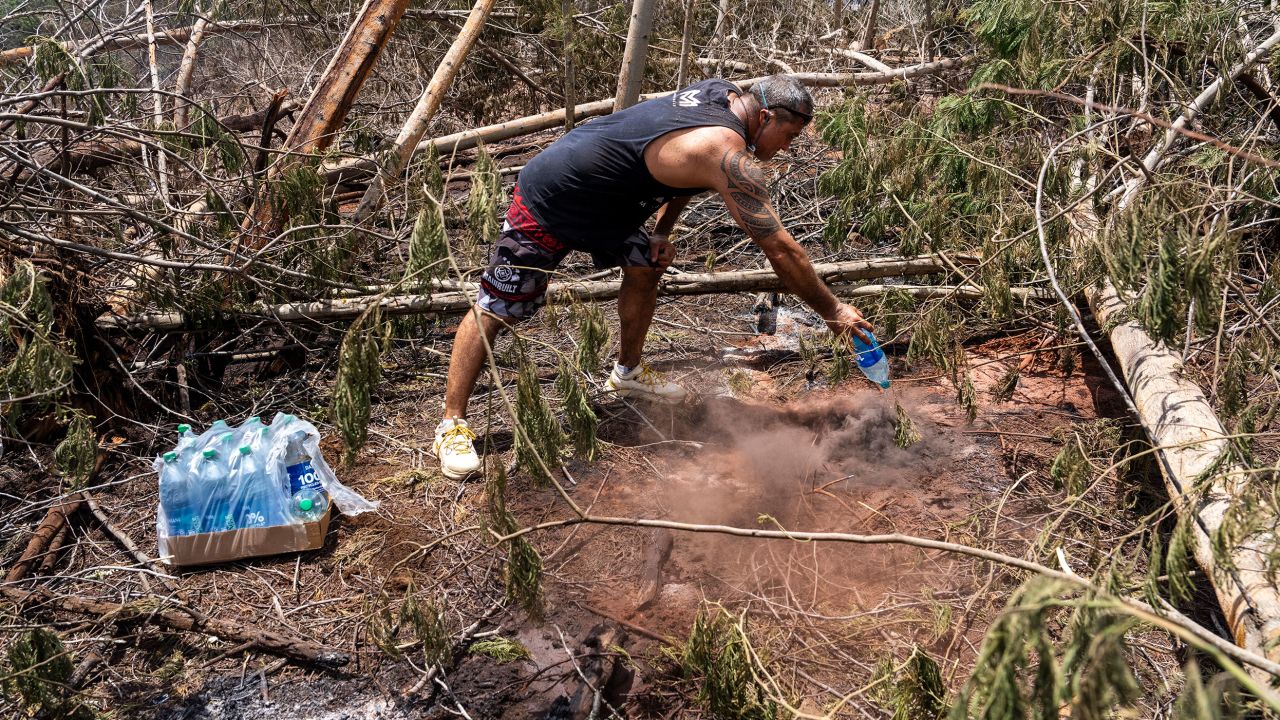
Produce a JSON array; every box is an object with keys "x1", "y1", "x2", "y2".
[{"x1": 713, "y1": 149, "x2": 872, "y2": 341}]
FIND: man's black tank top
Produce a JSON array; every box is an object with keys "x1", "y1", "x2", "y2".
[{"x1": 516, "y1": 79, "x2": 747, "y2": 253}]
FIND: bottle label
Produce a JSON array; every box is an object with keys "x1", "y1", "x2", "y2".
[{"x1": 287, "y1": 460, "x2": 324, "y2": 495}]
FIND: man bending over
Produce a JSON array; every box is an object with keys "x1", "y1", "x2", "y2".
[{"x1": 434, "y1": 74, "x2": 873, "y2": 479}]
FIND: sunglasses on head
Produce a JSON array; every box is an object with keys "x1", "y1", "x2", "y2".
[{"x1": 757, "y1": 85, "x2": 812, "y2": 126}]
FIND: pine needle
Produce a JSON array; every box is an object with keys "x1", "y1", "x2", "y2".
[{"x1": 894, "y1": 402, "x2": 923, "y2": 449}]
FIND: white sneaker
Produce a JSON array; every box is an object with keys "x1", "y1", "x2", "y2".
[
  {"x1": 433, "y1": 418, "x2": 481, "y2": 480},
  {"x1": 605, "y1": 362, "x2": 687, "y2": 404}
]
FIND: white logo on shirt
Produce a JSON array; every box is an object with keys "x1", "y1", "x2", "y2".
[{"x1": 675, "y1": 90, "x2": 701, "y2": 107}]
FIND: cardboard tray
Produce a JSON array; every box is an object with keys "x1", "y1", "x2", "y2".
[{"x1": 161, "y1": 509, "x2": 330, "y2": 567}]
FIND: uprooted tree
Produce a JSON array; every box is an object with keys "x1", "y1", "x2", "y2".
[{"x1": 3, "y1": 0, "x2": 1280, "y2": 716}]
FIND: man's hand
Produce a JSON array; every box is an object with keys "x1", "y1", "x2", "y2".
[
  {"x1": 824, "y1": 302, "x2": 873, "y2": 345},
  {"x1": 649, "y1": 233, "x2": 677, "y2": 270}
]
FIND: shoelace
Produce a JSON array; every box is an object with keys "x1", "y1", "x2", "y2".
[
  {"x1": 633, "y1": 364, "x2": 666, "y2": 386},
  {"x1": 439, "y1": 424, "x2": 477, "y2": 454}
]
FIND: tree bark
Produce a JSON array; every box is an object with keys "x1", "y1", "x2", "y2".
[
  {"x1": 239, "y1": 0, "x2": 413, "y2": 249},
  {"x1": 615, "y1": 0, "x2": 658, "y2": 111},
  {"x1": 562, "y1": 0, "x2": 578, "y2": 132},
  {"x1": 97, "y1": 256, "x2": 998, "y2": 332},
  {"x1": 349, "y1": 0, "x2": 498, "y2": 224},
  {"x1": 677, "y1": 0, "x2": 696, "y2": 88},
  {"x1": 6, "y1": 496, "x2": 83, "y2": 582},
  {"x1": 172, "y1": 15, "x2": 212, "y2": 129},
  {"x1": 859, "y1": 0, "x2": 881, "y2": 50},
  {"x1": 1072, "y1": 25, "x2": 1280, "y2": 674}
]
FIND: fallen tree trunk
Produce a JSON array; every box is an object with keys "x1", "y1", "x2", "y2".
[
  {"x1": 349, "y1": 0, "x2": 498, "y2": 223},
  {"x1": 0, "y1": 18, "x2": 281, "y2": 66},
  {"x1": 325, "y1": 56, "x2": 976, "y2": 185},
  {"x1": 6, "y1": 495, "x2": 83, "y2": 583},
  {"x1": 1, "y1": 586, "x2": 350, "y2": 668},
  {"x1": 238, "y1": 0, "x2": 413, "y2": 249},
  {"x1": 97, "y1": 256, "x2": 1049, "y2": 332},
  {"x1": 1069, "y1": 26, "x2": 1280, "y2": 672}
]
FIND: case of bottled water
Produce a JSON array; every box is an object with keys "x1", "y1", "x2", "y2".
[{"x1": 155, "y1": 414, "x2": 377, "y2": 567}]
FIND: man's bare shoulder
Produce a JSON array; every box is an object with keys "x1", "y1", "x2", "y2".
[{"x1": 647, "y1": 125, "x2": 748, "y2": 188}]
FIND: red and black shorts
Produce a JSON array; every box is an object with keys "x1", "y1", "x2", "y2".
[{"x1": 477, "y1": 185, "x2": 657, "y2": 320}]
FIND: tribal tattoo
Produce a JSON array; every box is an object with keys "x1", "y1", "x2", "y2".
[{"x1": 720, "y1": 150, "x2": 781, "y2": 239}]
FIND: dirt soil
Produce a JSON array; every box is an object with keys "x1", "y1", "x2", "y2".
[{"x1": 144, "y1": 319, "x2": 1143, "y2": 719}]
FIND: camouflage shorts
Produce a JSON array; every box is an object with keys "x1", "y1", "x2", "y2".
[{"x1": 477, "y1": 220, "x2": 656, "y2": 320}]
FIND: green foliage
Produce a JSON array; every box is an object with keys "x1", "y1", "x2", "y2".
[
  {"x1": 54, "y1": 411, "x2": 96, "y2": 488},
  {"x1": 409, "y1": 143, "x2": 445, "y2": 209},
  {"x1": 484, "y1": 466, "x2": 545, "y2": 618},
  {"x1": 514, "y1": 348, "x2": 564, "y2": 485},
  {"x1": 948, "y1": 577, "x2": 1067, "y2": 720},
  {"x1": 469, "y1": 637, "x2": 531, "y2": 662},
  {"x1": 572, "y1": 300, "x2": 611, "y2": 374},
  {"x1": 329, "y1": 306, "x2": 389, "y2": 468},
  {"x1": 878, "y1": 287, "x2": 917, "y2": 341},
  {"x1": 1050, "y1": 420, "x2": 1122, "y2": 498},
  {"x1": 828, "y1": 334, "x2": 851, "y2": 385},
  {"x1": 1173, "y1": 662, "x2": 1242, "y2": 720},
  {"x1": 3, "y1": 627, "x2": 94, "y2": 720},
  {"x1": 992, "y1": 366, "x2": 1019, "y2": 403},
  {"x1": 892, "y1": 646, "x2": 947, "y2": 720},
  {"x1": 679, "y1": 607, "x2": 777, "y2": 720},
  {"x1": 895, "y1": 401, "x2": 923, "y2": 449},
  {"x1": 0, "y1": 261, "x2": 76, "y2": 427},
  {"x1": 1135, "y1": 232, "x2": 1185, "y2": 346},
  {"x1": 1216, "y1": 347, "x2": 1246, "y2": 420},
  {"x1": 957, "y1": 370, "x2": 978, "y2": 422},
  {"x1": 555, "y1": 359, "x2": 600, "y2": 461},
  {"x1": 906, "y1": 303, "x2": 961, "y2": 375},
  {"x1": 403, "y1": 192, "x2": 449, "y2": 289},
  {"x1": 467, "y1": 143, "x2": 501, "y2": 250},
  {"x1": 400, "y1": 588, "x2": 450, "y2": 667}
]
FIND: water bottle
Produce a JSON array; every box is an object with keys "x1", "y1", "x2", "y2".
[
  {"x1": 198, "y1": 444, "x2": 235, "y2": 532},
  {"x1": 234, "y1": 416, "x2": 264, "y2": 451},
  {"x1": 175, "y1": 424, "x2": 197, "y2": 455},
  {"x1": 159, "y1": 451, "x2": 197, "y2": 536},
  {"x1": 290, "y1": 488, "x2": 329, "y2": 522},
  {"x1": 852, "y1": 330, "x2": 891, "y2": 389},
  {"x1": 190, "y1": 448, "x2": 228, "y2": 534},
  {"x1": 230, "y1": 444, "x2": 277, "y2": 528},
  {"x1": 279, "y1": 416, "x2": 326, "y2": 501}
]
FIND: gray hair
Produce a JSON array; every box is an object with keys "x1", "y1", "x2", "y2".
[{"x1": 749, "y1": 75, "x2": 814, "y2": 125}]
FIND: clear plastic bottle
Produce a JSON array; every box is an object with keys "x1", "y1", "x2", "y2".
[
  {"x1": 234, "y1": 416, "x2": 264, "y2": 452},
  {"x1": 230, "y1": 444, "x2": 278, "y2": 528},
  {"x1": 852, "y1": 330, "x2": 891, "y2": 389},
  {"x1": 277, "y1": 415, "x2": 327, "y2": 502},
  {"x1": 159, "y1": 451, "x2": 196, "y2": 536},
  {"x1": 201, "y1": 439, "x2": 236, "y2": 532},
  {"x1": 175, "y1": 423, "x2": 197, "y2": 455},
  {"x1": 290, "y1": 488, "x2": 329, "y2": 522},
  {"x1": 191, "y1": 448, "x2": 224, "y2": 535}
]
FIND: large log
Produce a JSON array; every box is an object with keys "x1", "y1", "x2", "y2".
[
  {"x1": 1071, "y1": 26, "x2": 1280, "y2": 671},
  {"x1": 0, "y1": 19, "x2": 280, "y2": 66},
  {"x1": 324, "y1": 56, "x2": 975, "y2": 185},
  {"x1": 349, "y1": 0, "x2": 498, "y2": 223},
  {"x1": 238, "y1": 0, "x2": 413, "y2": 249},
  {"x1": 95, "y1": 255, "x2": 1007, "y2": 332}
]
